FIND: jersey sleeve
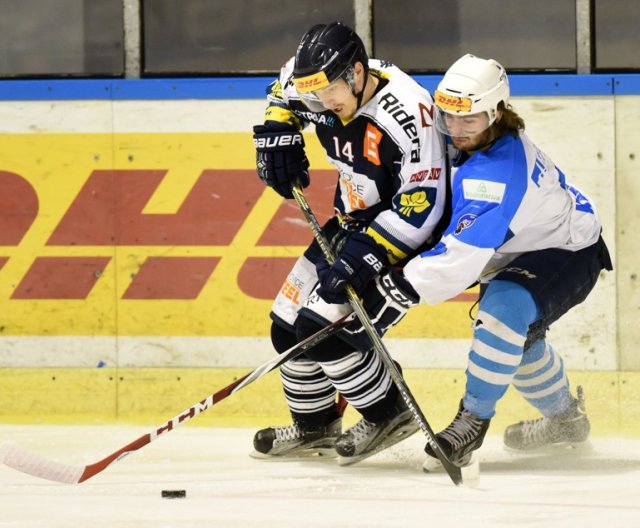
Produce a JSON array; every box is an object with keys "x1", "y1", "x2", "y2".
[
  {"x1": 403, "y1": 142, "x2": 527, "y2": 304},
  {"x1": 262, "y1": 58, "x2": 304, "y2": 130},
  {"x1": 365, "y1": 92, "x2": 448, "y2": 264}
]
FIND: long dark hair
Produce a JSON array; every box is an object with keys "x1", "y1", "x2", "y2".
[{"x1": 494, "y1": 101, "x2": 525, "y2": 137}]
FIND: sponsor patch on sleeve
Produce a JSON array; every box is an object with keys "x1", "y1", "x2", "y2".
[
  {"x1": 462, "y1": 179, "x2": 506, "y2": 203},
  {"x1": 392, "y1": 187, "x2": 437, "y2": 228}
]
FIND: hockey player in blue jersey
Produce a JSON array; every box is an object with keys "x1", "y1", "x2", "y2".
[
  {"x1": 251, "y1": 22, "x2": 448, "y2": 462},
  {"x1": 342, "y1": 54, "x2": 613, "y2": 466}
]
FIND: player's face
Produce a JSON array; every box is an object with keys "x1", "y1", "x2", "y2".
[
  {"x1": 298, "y1": 64, "x2": 363, "y2": 119},
  {"x1": 436, "y1": 109, "x2": 501, "y2": 152},
  {"x1": 313, "y1": 77, "x2": 358, "y2": 119},
  {"x1": 441, "y1": 113, "x2": 491, "y2": 138},
  {"x1": 450, "y1": 127, "x2": 496, "y2": 152}
]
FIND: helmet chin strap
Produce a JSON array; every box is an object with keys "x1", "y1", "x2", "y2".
[{"x1": 352, "y1": 68, "x2": 369, "y2": 110}]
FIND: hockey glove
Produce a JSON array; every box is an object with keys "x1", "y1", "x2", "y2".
[
  {"x1": 316, "y1": 232, "x2": 389, "y2": 304},
  {"x1": 346, "y1": 267, "x2": 420, "y2": 336},
  {"x1": 253, "y1": 122, "x2": 310, "y2": 199}
]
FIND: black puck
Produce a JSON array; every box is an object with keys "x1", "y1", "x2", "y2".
[{"x1": 161, "y1": 489, "x2": 186, "y2": 499}]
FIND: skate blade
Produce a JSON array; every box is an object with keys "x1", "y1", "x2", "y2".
[
  {"x1": 503, "y1": 439, "x2": 593, "y2": 455},
  {"x1": 422, "y1": 455, "x2": 443, "y2": 473},
  {"x1": 249, "y1": 447, "x2": 338, "y2": 461},
  {"x1": 338, "y1": 423, "x2": 420, "y2": 466},
  {"x1": 423, "y1": 452, "x2": 480, "y2": 487}
]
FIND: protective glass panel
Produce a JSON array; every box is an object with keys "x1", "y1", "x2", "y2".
[
  {"x1": 373, "y1": 0, "x2": 576, "y2": 73},
  {"x1": 0, "y1": 0, "x2": 123, "y2": 77},
  {"x1": 594, "y1": 0, "x2": 640, "y2": 70},
  {"x1": 143, "y1": 0, "x2": 355, "y2": 75}
]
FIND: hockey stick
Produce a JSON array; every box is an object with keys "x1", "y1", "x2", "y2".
[
  {"x1": 291, "y1": 182, "x2": 466, "y2": 486},
  {"x1": 0, "y1": 313, "x2": 355, "y2": 484}
]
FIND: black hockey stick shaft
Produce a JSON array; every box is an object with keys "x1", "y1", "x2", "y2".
[
  {"x1": 291, "y1": 182, "x2": 463, "y2": 486},
  {"x1": 0, "y1": 312, "x2": 354, "y2": 484}
]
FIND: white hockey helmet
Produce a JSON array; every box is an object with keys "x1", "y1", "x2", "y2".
[{"x1": 434, "y1": 54, "x2": 510, "y2": 137}]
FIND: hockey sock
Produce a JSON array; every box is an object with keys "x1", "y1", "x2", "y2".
[
  {"x1": 320, "y1": 348, "x2": 396, "y2": 423},
  {"x1": 464, "y1": 280, "x2": 540, "y2": 419},
  {"x1": 271, "y1": 322, "x2": 337, "y2": 427},
  {"x1": 293, "y1": 313, "x2": 396, "y2": 423},
  {"x1": 281, "y1": 358, "x2": 338, "y2": 427},
  {"x1": 513, "y1": 339, "x2": 573, "y2": 416}
]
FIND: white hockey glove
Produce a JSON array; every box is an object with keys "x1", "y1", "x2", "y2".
[{"x1": 346, "y1": 267, "x2": 420, "y2": 337}]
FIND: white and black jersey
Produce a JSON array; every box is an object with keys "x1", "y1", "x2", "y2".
[
  {"x1": 263, "y1": 58, "x2": 448, "y2": 264},
  {"x1": 262, "y1": 58, "x2": 449, "y2": 426}
]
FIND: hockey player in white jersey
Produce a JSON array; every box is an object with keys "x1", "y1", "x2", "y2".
[
  {"x1": 251, "y1": 22, "x2": 448, "y2": 462},
  {"x1": 350, "y1": 54, "x2": 612, "y2": 466}
]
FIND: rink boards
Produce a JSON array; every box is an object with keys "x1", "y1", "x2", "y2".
[{"x1": 0, "y1": 77, "x2": 637, "y2": 429}]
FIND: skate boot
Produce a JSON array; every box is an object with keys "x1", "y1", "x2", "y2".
[
  {"x1": 424, "y1": 400, "x2": 490, "y2": 466},
  {"x1": 251, "y1": 417, "x2": 342, "y2": 459},
  {"x1": 503, "y1": 386, "x2": 590, "y2": 451},
  {"x1": 336, "y1": 395, "x2": 420, "y2": 465}
]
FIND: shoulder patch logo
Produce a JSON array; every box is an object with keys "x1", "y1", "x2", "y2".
[
  {"x1": 454, "y1": 213, "x2": 478, "y2": 235},
  {"x1": 398, "y1": 190, "x2": 431, "y2": 216},
  {"x1": 462, "y1": 179, "x2": 506, "y2": 203},
  {"x1": 392, "y1": 187, "x2": 437, "y2": 227}
]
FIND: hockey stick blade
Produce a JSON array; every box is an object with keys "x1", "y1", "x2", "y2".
[
  {"x1": 423, "y1": 452, "x2": 480, "y2": 488},
  {"x1": 291, "y1": 183, "x2": 464, "y2": 486},
  {"x1": 0, "y1": 313, "x2": 355, "y2": 484}
]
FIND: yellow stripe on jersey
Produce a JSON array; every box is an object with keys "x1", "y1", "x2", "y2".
[
  {"x1": 370, "y1": 68, "x2": 391, "y2": 81},
  {"x1": 269, "y1": 80, "x2": 284, "y2": 99},
  {"x1": 264, "y1": 105, "x2": 302, "y2": 129},
  {"x1": 365, "y1": 227, "x2": 408, "y2": 265}
]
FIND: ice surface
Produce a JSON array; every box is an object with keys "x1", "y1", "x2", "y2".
[{"x1": 0, "y1": 425, "x2": 638, "y2": 528}]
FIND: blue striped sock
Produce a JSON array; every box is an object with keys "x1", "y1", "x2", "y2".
[
  {"x1": 464, "y1": 280, "x2": 540, "y2": 419},
  {"x1": 513, "y1": 339, "x2": 573, "y2": 416}
]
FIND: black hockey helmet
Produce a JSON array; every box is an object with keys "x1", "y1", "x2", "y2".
[{"x1": 292, "y1": 22, "x2": 368, "y2": 96}]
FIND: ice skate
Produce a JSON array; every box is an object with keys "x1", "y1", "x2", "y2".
[
  {"x1": 336, "y1": 395, "x2": 420, "y2": 466},
  {"x1": 423, "y1": 400, "x2": 490, "y2": 467},
  {"x1": 503, "y1": 386, "x2": 590, "y2": 451},
  {"x1": 250, "y1": 417, "x2": 342, "y2": 459}
]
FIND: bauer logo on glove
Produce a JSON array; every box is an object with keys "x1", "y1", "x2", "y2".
[
  {"x1": 253, "y1": 133, "x2": 304, "y2": 150},
  {"x1": 253, "y1": 122, "x2": 310, "y2": 199}
]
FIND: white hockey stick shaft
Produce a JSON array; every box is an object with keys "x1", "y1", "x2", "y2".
[
  {"x1": 0, "y1": 313, "x2": 354, "y2": 484},
  {"x1": 291, "y1": 183, "x2": 464, "y2": 486}
]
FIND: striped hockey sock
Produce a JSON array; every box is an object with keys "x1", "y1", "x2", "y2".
[
  {"x1": 464, "y1": 280, "x2": 540, "y2": 419},
  {"x1": 513, "y1": 339, "x2": 573, "y2": 416},
  {"x1": 321, "y1": 349, "x2": 395, "y2": 422},
  {"x1": 280, "y1": 358, "x2": 337, "y2": 425}
]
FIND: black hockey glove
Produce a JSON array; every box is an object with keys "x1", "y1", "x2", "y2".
[
  {"x1": 253, "y1": 122, "x2": 310, "y2": 199},
  {"x1": 346, "y1": 267, "x2": 420, "y2": 336},
  {"x1": 316, "y1": 232, "x2": 388, "y2": 304}
]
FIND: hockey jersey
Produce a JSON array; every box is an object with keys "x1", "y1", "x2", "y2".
[
  {"x1": 262, "y1": 58, "x2": 447, "y2": 264},
  {"x1": 403, "y1": 132, "x2": 602, "y2": 304}
]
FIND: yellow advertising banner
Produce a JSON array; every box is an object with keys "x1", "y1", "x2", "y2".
[{"x1": 0, "y1": 132, "x2": 475, "y2": 339}]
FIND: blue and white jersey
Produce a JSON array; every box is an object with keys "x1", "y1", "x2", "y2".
[{"x1": 403, "y1": 132, "x2": 602, "y2": 304}]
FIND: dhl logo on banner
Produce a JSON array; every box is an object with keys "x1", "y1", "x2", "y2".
[
  {"x1": 1, "y1": 167, "x2": 305, "y2": 300},
  {"x1": 0, "y1": 133, "x2": 474, "y2": 338}
]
